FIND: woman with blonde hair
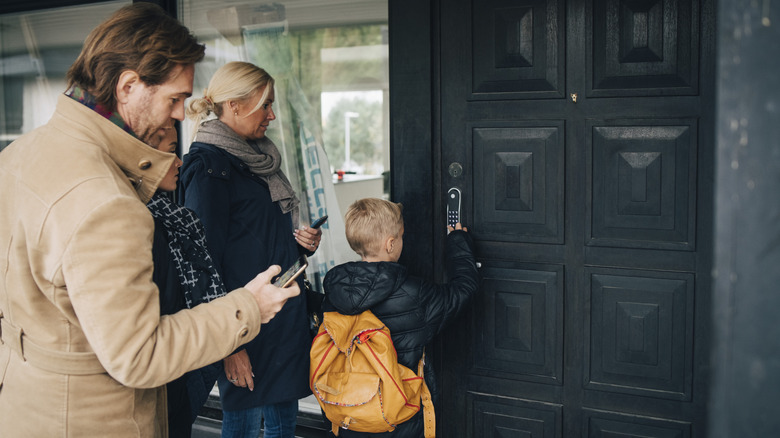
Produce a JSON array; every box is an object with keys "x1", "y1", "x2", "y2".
[{"x1": 180, "y1": 61, "x2": 320, "y2": 438}]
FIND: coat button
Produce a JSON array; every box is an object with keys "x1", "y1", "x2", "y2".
[
  {"x1": 239, "y1": 327, "x2": 248, "y2": 337},
  {"x1": 235, "y1": 310, "x2": 242, "y2": 319},
  {"x1": 138, "y1": 159, "x2": 152, "y2": 170}
]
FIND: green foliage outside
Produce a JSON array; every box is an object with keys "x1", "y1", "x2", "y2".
[
  {"x1": 322, "y1": 96, "x2": 383, "y2": 174},
  {"x1": 288, "y1": 24, "x2": 387, "y2": 175}
]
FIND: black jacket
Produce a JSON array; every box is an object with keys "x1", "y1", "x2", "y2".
[{"x1": 322, "y1": 230, "x2": 479, "y2": 438}]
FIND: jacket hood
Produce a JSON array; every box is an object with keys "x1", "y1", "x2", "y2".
[{"x1": 323, "y1": 262, "x2": 408, "y2": 315}]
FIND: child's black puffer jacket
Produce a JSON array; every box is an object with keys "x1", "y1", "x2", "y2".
[{"x1": 322, "y1": 230, "x2": 479, "y2": 438}]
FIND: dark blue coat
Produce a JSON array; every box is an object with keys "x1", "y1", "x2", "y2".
[
  {"x1": 179, "y1": 142, "x2": 311, "y2": 410},
  {"x1": 322, "y1": 230, "x2": 479, "y2": 437}
]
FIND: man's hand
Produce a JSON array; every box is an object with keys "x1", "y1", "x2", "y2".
[{"x1": 243, "y1": 265, "x2": 300, "y2": 324}]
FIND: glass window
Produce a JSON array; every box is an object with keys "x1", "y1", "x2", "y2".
[{"x1": 0, "y1": 1, "x2": 130, "y2": 151}]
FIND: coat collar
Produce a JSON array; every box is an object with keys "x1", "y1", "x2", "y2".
[{"x1": 51, "y1": 94, "x2": 175, "y2": 203}]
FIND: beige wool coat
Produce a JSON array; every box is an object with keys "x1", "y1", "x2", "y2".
[{"x1": 0, "y1": 95, "x2": 263, "y2": 437}]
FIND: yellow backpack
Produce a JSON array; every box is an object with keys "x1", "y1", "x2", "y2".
[{"x1": 309, "y1": 310, "x2": 435, "y2": 437}]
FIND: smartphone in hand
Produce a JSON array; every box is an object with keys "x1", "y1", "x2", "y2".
[
  {"x1": 310, "y1": 215, "x2": 328, "y2": 229},
  {"x1": 273, "y1": 256, "x2": 308, "y2": 288}
]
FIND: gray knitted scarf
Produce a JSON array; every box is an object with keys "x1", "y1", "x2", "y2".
[{"x1": 195, "y1": 119, "x2": 300, "y2": 228}]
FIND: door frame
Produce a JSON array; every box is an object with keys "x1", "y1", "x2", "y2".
[
  {"x1": 389, "y1": 0, "x2": 438, "y2": 278},
  {"x1": 0, "y1": 0, "x2": 173, "y2": 15}
]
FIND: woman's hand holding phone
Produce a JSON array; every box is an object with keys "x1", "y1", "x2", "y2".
[{"x1": 294, "y1": 216, "x2": 325, "y2": 251}]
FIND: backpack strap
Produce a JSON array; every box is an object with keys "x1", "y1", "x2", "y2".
[{"x1": 419, "y1": 352, "x2": 435, "y2": 438}]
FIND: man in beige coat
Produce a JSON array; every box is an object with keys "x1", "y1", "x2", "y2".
[{"x1": 0, "y1": 4, "x2": 299, "y2": 437}]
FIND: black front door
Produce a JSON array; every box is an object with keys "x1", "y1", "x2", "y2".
[{"x1": 434, "y1": 0, "x2": 715, "y2": 436}]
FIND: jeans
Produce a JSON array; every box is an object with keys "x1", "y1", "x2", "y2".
[{"x1": 221, "y1": 400, "x2": 299, "y2": 438}]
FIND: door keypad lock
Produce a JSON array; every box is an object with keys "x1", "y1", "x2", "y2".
[{"x1": 447, "y1": 187, "x2": 461, "y2": 227}]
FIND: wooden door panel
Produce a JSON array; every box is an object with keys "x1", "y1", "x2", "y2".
[
  {"x1": 586, "y1": 120, "x2": 698, "y2": 250},
  {"x1": 584, "y1": 409, "x2": 692, "y2": 438},
  {"x1": 472, "y1": 264, "x2": 564, "y2": 384},
  {"x1": 471, "y1": 122, "x2": 565, "y2": 244},
  {"x1": 588, "y1": 0, "x2": 700, "y2": 97},
  {"x1": 468, "y1": 394, "x2": 563, "y2": 437},
  {"x1": 585, "y1": 268, "x2": 694, "y2": 401},
  {"x1": 472, "y1": 0, "x2": 566, "y2": 98}
]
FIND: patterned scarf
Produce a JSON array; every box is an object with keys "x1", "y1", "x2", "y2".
[
  {"x1": 147, "y1": 193, "x2": 226, "y2": 308},
  {"x1": 66, "y1": 86, "x2": 136, "y2": 137},
  {"x1": 195, "y1": 119, "x2": 300, "y2": 228}
]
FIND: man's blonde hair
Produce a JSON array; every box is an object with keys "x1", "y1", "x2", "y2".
[{"x1": 345, "y1": 198, "x2": 404, "y2": 258}]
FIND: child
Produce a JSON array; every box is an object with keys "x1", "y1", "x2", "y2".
[{"x1": 321, "y1": 197, "x2": 479, "y2": 438}]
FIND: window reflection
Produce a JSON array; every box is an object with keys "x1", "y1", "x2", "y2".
[{"x1": 0, "y1": 1, "x2": 129, "y2": 151}]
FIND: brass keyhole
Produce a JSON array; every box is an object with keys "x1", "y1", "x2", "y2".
[{"x1": 570, "y1": 93, "x2": 578, "y2": 103}]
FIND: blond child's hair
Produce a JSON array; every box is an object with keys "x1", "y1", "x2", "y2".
[{"x1": 345, "y1": 198, "x2": 404, "y2": 258}]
